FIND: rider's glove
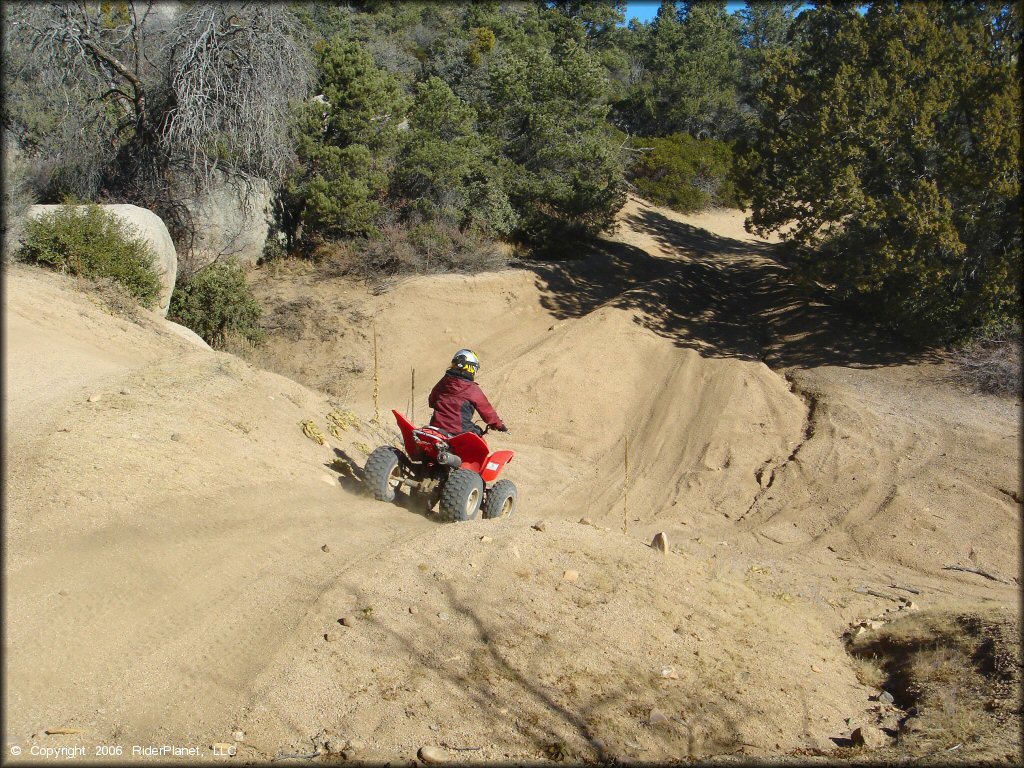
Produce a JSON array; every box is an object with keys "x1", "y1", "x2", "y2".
[{"x1": 494, "y1": 422, "x2": 509, "y2": 432}]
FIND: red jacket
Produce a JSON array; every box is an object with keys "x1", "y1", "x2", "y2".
[{"x1": 428, "y1": 372, "x2": 504, "y2": 434}]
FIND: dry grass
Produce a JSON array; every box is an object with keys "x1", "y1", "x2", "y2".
[
  {"x1": 949, "y1": 327, "x2": 1022, "y2": 398},
  {"x1": 847, "y1": 607, "x2": 1020, "y2": 760}
]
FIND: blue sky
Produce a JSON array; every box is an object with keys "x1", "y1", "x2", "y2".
[{"x1": 624, "y1": 2, "x2": 750, "y2": 25}]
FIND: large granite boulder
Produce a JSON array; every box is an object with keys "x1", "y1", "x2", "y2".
[
  {"x1": 184, "y1": 175, "x2": 273, "y2": 271},
  {"x1": 24, "y1": 204, "x2": 177, "y2": 317}
]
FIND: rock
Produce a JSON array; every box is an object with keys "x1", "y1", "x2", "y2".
[
  {"x1": 88, "y1": 393, "x2": 103, "y2": 403},
  {"x1": 563, "y1": 570, "x2": 579, "y2": 582},
  {"x1": 324, "y1": 737, "x2": 344, "y2": 754},
  {"x1": 438, "y1": 612, "x2": 450, "y2": 621},
  {"x1": 418, "y1": 745, "x2": 447, "y2": 763},
  {"x1": 170, "y1": 433, "x2": 183, "y2": 442},
  {"x1": 878, "y1": 690, "x2": 895, "y2": 706},
  {"x1": 27, "y1": 203, "x2": 177, "y2": 315},
  {"x1": 651, "y1": 532, "x2": 669, "y2": 553},
  {"x1": 58, "y1": 590, "x2": 69, "y2": 597},
  {"x1": 232, "y1": 730, "x2": 245, "y2": 742},
  {"x1": 119, "y1": 387, "x2": 132, "y2": 395},
  {"x1": 865, "y1": 620, "x2": 885, "y2": 630},
  {"x1": 811, "y1": 665, "x2": 822, "y2": 673},
  {"x1": 648, "y1": 708, "x2": 669, "y2": 726},
  {"x1": 479, "y1": 535, "x2": 493, "y2": 543},
  {"x1": 346, "y1": 740, "x2": 365, "y2": 752},
  {"x1": 184, "y1": 173, "x2": 273, "y2": 270},
  {"x1": 659, "y1": 666, "x2": 679, "y2": 680},
  {"x1": 409, "y1": 606, "x2": 418, "y2": 615},
  {"x1": 429, "y1": 724, "x2": 440, "y2": 732},
  {"x1": 578, "y1": 517, "x2": 593, "y2": 526},
  {"x1": 851, "y1": 725, "x2": 886, "y2": 749},
  {"x1": 162, "y1": 320, "x2": 212, "y2": 350},
  {"x1": 324, "y1": 632, "x2": 341, "y2": 642},
  {"x1": 339, "y1": 617, "x2": 354, "y2": 627},
  {"x1": 532, "y1": 521, "x2": 547, "y2": 532},
  {"x1": 905, "y1": 601, "x2": 919, "y2": 611},
  {"x1": 321, "y1": 544, "x2": 331, "y2": 553},
  {"x1": 341, "y1": 748, "x2": 357, "y2": 761}
]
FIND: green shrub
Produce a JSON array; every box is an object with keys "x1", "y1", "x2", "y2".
[
  {"x1": 17, "y1": 204, "x2": 161, "y2": 308},
  {"x1": 628, "y1": 133, "x2": 741, "y2": 213},
  {"x1": 169, "y1": 259, "x2": 264, "y2": 348}
]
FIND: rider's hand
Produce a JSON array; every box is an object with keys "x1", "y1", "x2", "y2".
[{"x1": 494, "y1": 422, "x2": 509, "y2": 432}]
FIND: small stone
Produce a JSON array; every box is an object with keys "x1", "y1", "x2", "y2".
[
  {"x1": 321, "y1": 544, "x2": 331, "y2": 553},
  {"x1": 324, "y1": 737, "x2": 344, "y2": 753},
  {"x1": 438, "y1": 612, "x2": 450, "y2": 621},
  {"x1": 346, "y1": 740, "x2": 365, "y2": 752},
  {"x1": 532, "y1": 521, "x2": 547, "y2": 532},
  {"x1": 865, "y1": 620, "x2": 885, "y2": 630},
  {"x1": 851, "y1": 725, "x2": 886, "y2": 749},
  {"x1": 563, "y1": 570, "x2": 579, "y2": 582},
  {"x1": 409, "y1": 606, "x2": 418, "y2": 615},
  {"x1": 811, "y1": 665, "x2": 822, "y2": 673},
  {"x1": 119, "y1": 387, "x2": 131, "y2": 395},
  {"x1": 428, "y1": 724, "x2": 440, "y2": 732},
  {"x1": 341, "y1": 748, "x2": 357, "y2": 760},
  {"x1": 878, "y1": 690, "x2": 895, "y2": 706},
  {"x1": 418, "y1": 745, "x2": 447, "y2": 763},
  {"x1": 232, "y1": 730, "x2": 245, "y2": 742},
  {"x1": 58, "y1": 590, "x2": 69, "y2": 597},
  {"x1": 905, "y1": 601, "x2": 919, "y2": 611},
  {"x1": 324, "y1": 632, "x2": 341, "y2": 642},
  {"x1": 659, "y1": 666, "x2": 679, "y2": 680},
  {"x1": 578, "y1": 517, "x2": 593, "y2": 526},
  {"x1": 648, "y1": 708, "x2": 669, "y2": 726},
  {"x1": 170, "y1": 433, "x2": 182, "y2": 442},
  {"x1": 88, "y1": 393, "x2": 103, "y2": 403},
  {"x1": 339, "y1": 617, "x2": 354, "y2": 627},
  {"x1": 479, "y1": 535, "x2": 493, "y2": 543},
  {"x1": 651, "y1": 532, "x2": 669, "y2": 553}
]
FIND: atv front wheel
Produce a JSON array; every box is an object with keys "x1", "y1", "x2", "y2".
[
  {"x1": 364, "y1": 446, "x2": 405, "y2": 502},
  {"x1": 483, "y1": 479, "x2": 518, "y2": 519},
  {"x1": 439, "y1": 469, "x2": 484, "y2": 521}
]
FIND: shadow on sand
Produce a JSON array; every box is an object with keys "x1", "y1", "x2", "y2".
[{"x1": 529, "y1": 207, "x2": 936, "y2": 369}]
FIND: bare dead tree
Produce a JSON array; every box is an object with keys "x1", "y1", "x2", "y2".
[
  {"x1": 161, "y1": 3, "x2": 313, "y2": 187},
  {"x1": 4, "y1": 1, "x2": 313, "y2": 251}
]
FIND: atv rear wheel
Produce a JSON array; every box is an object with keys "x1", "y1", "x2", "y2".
[
  {"x1": 483, "y1": 479, "x2": 518, "y2": 519},
  {"x1": 364, "y1": 446, "x2": 405, "y2": 502},
  {"x1": 439, "y1": 469, "x2": 484, "y2": 521}
]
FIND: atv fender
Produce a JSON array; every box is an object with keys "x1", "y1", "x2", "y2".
[
  {"x1": 447, "y1": 431, "x2": 489, "y2": 472},
  {"x1": 481, "y1": 450, "x2": 514, "y2": 483},
  {"x1": 392, "y1": 410, "x2": 420, "y2": 459}
]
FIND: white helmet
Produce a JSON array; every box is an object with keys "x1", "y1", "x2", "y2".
[{"x1": 450, "y1": 348, "x2": 481, "y2": 379}]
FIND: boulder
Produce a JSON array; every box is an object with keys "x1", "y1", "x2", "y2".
[
  {"x1": 184, "y1": 175, "x2": 273, "y2": 270},
  {"x1": 161, "y1": 320, "x2": 211, "y2": 350},
  {"x1": 25, "y1": 204, "x2": 177, "y2": 317}
]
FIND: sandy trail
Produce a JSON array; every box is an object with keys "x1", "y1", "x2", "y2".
[{"x1": 4, "y1": 197, "x2": 1019, "y2": 762}]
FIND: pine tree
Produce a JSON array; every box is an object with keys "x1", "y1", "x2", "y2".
[{"x1": 741, "y1": 2, "x2": 1021, "y2": 340}]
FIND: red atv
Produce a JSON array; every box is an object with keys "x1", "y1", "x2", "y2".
[{"x1": 363, "y1": 410, "x2": 518, "y2": 521}]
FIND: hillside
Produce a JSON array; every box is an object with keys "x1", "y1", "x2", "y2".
[{"x1": 3, "y1": 198, "x2": 1019, "y2": 763}]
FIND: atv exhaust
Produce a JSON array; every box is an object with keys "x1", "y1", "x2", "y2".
[{"x1": 437, "y1": 451, "x2": 462, "y2": 468}]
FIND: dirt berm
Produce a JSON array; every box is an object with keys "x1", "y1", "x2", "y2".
[{"x1": 4, "y1": 197, "x2": 1019, "y2": 763}]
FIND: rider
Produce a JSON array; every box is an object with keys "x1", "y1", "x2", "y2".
[{"x1": 428, "y1": 348, "x2": 507, "y2": 437}]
